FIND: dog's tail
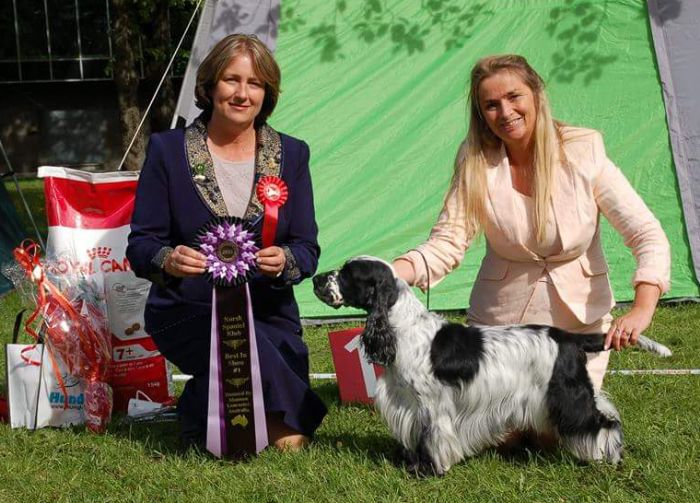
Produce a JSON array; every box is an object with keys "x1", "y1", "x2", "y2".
[
  {"x1": 576, "y1": 333, "x2": 672, "y2": 357},
  {"x1": 635, "y1": 335, "x2": 673, "y2": 357}
]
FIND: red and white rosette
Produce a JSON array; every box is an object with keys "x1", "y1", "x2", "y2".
[{"x1": 256, "y1": 176, "x2": 289, "y2": 248}]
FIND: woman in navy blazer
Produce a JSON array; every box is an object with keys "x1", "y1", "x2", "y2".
[{"x1": 127, "y1": 34, "x2": 326, "y2": 450}]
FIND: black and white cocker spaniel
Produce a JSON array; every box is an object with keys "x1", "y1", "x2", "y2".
[{"x1": 313, "y1": 256, "x2": 671, "y2": 476}]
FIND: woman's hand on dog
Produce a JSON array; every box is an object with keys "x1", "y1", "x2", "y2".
[
  {"x1": 164, "y1": 245, "x2": 207, "y2": 277},
  {"x1": 605, "y1": 283, "x2": 661, "y2": 351},
  {"x1": 392, "y1": 259, "x2": 416, "y2": 285},
  {"x1": 256, "y1": 246, "x2": 286, "y2": 277},
  {"x1": 606, "y1": 307, "x2": 654, "y2": 351}
]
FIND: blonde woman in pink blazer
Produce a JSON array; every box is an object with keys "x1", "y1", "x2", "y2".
[{"x1": 393, "y1": 55, "x2": 670, "y2": 390}]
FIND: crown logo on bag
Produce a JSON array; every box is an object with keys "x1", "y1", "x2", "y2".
[{"x1": 87, "y1": 247, "x2": 112, "y2": 260}]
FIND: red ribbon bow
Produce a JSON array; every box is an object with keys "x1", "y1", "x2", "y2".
[
  {"x1": 14, "y1": 240, "x2": 70, "y2": 407},
  {"x1": 13, "y1": 240, "x2": 111, "y2": 419},
  {"x1": 256, "y1": 176, "x2": 289, "y2": 248}
]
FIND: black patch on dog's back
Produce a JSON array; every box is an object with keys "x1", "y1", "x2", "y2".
[
  {"x1": 430, "y1": 324, "x2": 484, "y2": 386},
  {"x1": 536, "y1": 325, "x2": 606, "y2": 353},
  {"x1": 544, "y1": 327, "x2": 619, "y2": 435}
]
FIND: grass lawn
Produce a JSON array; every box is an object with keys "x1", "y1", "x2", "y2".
[
  {"x1": 1, "y1": 179, "x2": 699, "y2": 502},
  {"x1": 3, "y1": 178, "x2": 47, "y2": 241}
]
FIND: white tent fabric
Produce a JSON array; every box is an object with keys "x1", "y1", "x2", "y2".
[
  {"x1": 648, "y1": 0, "x2": 700, "y2": 281},
  {"x1": 172, "y1": 0, "x2": 280, "y2": 128}
]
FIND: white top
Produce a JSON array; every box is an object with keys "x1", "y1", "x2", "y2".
[{"x1": 211, "y1": 152, "x2": 256, "y2": 217}]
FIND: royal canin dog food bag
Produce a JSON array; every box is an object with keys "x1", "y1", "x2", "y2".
[{"x1": 38, "y1": 166, "x2": 172, "y2": 412}]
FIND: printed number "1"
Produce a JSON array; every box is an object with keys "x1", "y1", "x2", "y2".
[{"x1": 344, "y1": 334, "x2": 378, "y2": 398}]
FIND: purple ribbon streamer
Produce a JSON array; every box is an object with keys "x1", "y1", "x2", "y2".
[
  {"x1": 206, "y1": 289, "x2": 222, "y2": 456},
  {"x1": 245, "y1": 283, "x2": 268, "y2": 451},
  {"x1": 206, "y1": 286, "x2": 268, "y2": 457}
]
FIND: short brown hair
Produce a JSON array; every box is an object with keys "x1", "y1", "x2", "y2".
[{"x1": 195, "y1": 34, "x2": 281, "y2": 127}]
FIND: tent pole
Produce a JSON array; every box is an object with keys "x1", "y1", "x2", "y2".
[{"x1": 0, "y1": 139, "x2": 45, "y2": 249}]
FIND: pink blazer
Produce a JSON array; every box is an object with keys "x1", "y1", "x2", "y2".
[{"x1": 399, "y1": 127, "x2": 671, "y2": 326}]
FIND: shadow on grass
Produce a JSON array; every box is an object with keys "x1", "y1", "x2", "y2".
[
  {"x1": 484, "y1": 437, "x2": 568, "y2": 466},
  {"x1": 314, "y1": 378, "x2": 573, "y2": 471},
  {"x1": 99, "y1": 380, "x2": 344, "y2": 459},
  {"x1": 313, "y1": 382, "x2": 565, "y2": 471},
  {"x1": 317, "y1": 423, "x2": 569, "y2": 474},
  {"x1": 108, "y1": 415, "x2": 184, "y2": 457},
  {"x1": 316, "y1": 427, "x2": 400, "y2": 464},
  {"x1": 311, "y1": 380, "x2": 403, "y2": 465},
  {"x1": 312, "y1": 379, "x2": 341, "y2": 406}
]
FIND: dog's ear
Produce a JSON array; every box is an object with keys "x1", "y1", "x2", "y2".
[{"x1": 361, "y1": 275, "x2": 397, "y2": 366}]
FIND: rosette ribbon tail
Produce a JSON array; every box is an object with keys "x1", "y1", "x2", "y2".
[
  {"x1": 206, "y1": 284, "x2": 268, "y2": 458},
  {"x1": 256, "y1": 176, "x2": 288, "y2": 248},
  {"x1": 198, "y1": 216, "x2": 267, "y2": 458},
  {"x1": 261, "y1": 204, "x2": 279, "y2": 249}
]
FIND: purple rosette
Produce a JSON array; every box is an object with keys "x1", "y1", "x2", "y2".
[{"x1": 196, "y1": 217, "x2": 259, "y2": 287}]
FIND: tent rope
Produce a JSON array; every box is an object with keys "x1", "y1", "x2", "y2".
[
  {"x1": 117, "y1": 0, "x2": 205, "y2": 172},
  {"x1": 0, "y1": 139, "x2": 45, "y2": 248}
]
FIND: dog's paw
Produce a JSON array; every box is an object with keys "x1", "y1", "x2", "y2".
[
  {"x1": 394, "y1": 446, "x2": 444, "y2": 476},
  {"x1": 395, "y1": 445, "x2": 418, "y2": 466},
  {"x1": 407, "y1": 459, "x2": 444, "y2": 478}
]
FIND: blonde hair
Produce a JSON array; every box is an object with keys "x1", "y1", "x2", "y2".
[
  {"x1": 195, "y1": 34, "x2": 281, "y2": 127},
  {"x1": 448, "y1": 54, "x2": 563, "y2": 243}
]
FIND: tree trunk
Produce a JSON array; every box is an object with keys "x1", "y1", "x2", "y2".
[
  {"x1": 111, "y1": 0, "x2": 147, "y2": 171},
  {"x1": 145, "y1": 0, "x2": 177, "y2": 133}
]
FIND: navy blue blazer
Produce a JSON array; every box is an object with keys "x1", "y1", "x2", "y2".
[{"x1": 126, "y1": 125, "x2": 320, "y2": 338}]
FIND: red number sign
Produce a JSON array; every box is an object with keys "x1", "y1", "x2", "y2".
[{"x1": 328, "y1": 327, "x2": 384, "y2": 404}]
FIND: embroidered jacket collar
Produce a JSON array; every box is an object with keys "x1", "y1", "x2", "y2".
[{"x1": 184, "y1": 116, "x2": 282, "y2": 221}]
